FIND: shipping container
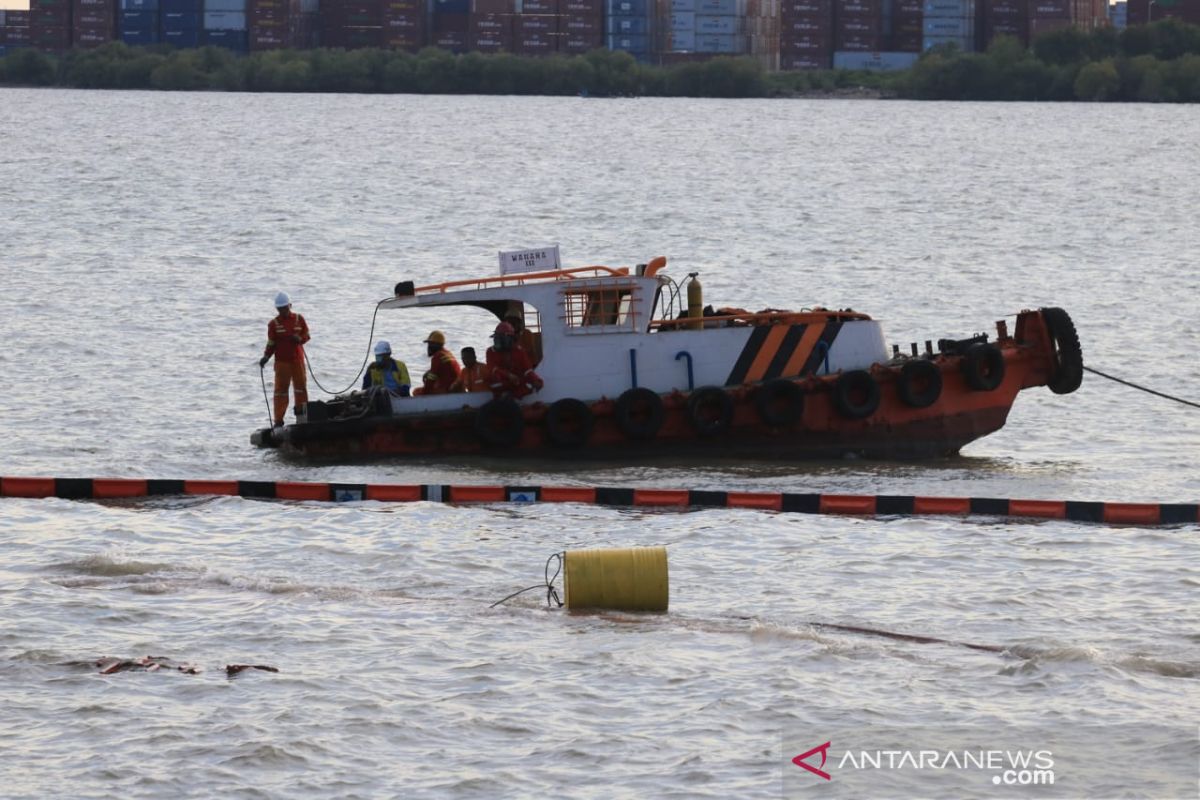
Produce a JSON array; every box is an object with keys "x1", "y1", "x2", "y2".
[
  {"x1": 119, "y1": 22, "x2": 159, "y2": 39},
  {"x1": 694, "y1": 12, "x2": 740, "y2": 30},
  {"x1": 891, "y1": 30, "x2": 921, "y2": 47},
  {"x1": 923, "y1": 15, "x2": 971, "y2": 33},
  {"x1": 780, "y1": 51, "x2": 830, "y2": 67},
  {"x1": 472, "y1": 0, "x2": 512, "y2": 11},
  {"x1": 833, "y1": 49, "x2": 916, "y2": 68},
  {"x1": 835, "y1": 0, "x2": 880, "y2": 15},
  {"x1": 669, "y1": 0, "x2": 696, "y2": 8},
  {"x1": 781, "y1": 0, "x2": 830, "y2": 13},
  {"x1": 385, "y1": 29, "x2": 423, "y2": 44},
  {"x1": 163, "y1": 9, "x2": 201, "y2": 24},
  {"x1": 664, "y1": 27, "x2": 694, "y2": 45},
  {"x1": 780, "y1": 30, "x2": 831, "y2": 48},
  {"x1": 606, "y1": 0, "x2": 646, "y2": 13},
  {"x1": 30, "y1": 6, "x2": 71, "y2": 26},
  {"x1": 606, "y1": 13, "x2": 647, "y2": 30},
  {"x1": 561, "y1": 13, "x2": 600, "y2": 30},
  {"x1": 1028, "y1": 15, "x2": 1071, "y2": 34},
  {"x1": 204, "y1": 10, "x2": 245, "y2": 26},
  {"x1": 922, "y1": 31, "x2": 970, "y2": 46},
  {"x1": 384, "y1": 11, "x2": 422, "y2": 28},
  {"x1": 520, "y1": 0, "x2": 558, "y2": 10},
  {"x1": 118, "y1": 7, "x2": 156, "y2": 22},
  {"x1": 560, "y1": 0, "x2": 601, "y2": 12},
  {"x1": 431, "y1": 27, "x2": 468, "y2": 46},
  {"x1": 3, "y1": 26, "x2": 33, "y2": 44},
  {"x1": 922, "y1": 0, "x2": 973, "y2": 13},
  {"x1": 606, "y1": 31, "x2": 648, "y2": 49},
  {"x1": 559, "y1": 29, "x2": 601, "y2": 49},
  {"x1": 667, "y1": 10, "x2": 693, "y2": 28},
  {"x1": 433, "y1": 10, "x2": 468, "y2": 29},
  {"x1": 6, "y1": 9, "x2": 32, "y2": 23},
  {"x1": 694, "y1": 31, "x2": 743, "y2": 48},
  {"x1": 781, "y1": 15, "x2": 831, "y2": 32},
  {"x1": 839, "y1": 15, "x2": 879, "y2": 32},
  {"x1": 201, "y1": 24, "x2": 245, "y2": 43},
  {"x1": 515, "y1": 30, "x2": 555, "y2": 49},
  {"x1": 837, "y1": 30, "x2": 881, "y2": 47},
  {"x1": 517, "y1": 12, "x2": 556, "y2": 29},
  {"x1": 74, "y1": 9, "x2": 116, "y2": 26},
  {"x1": 694, "y1": 0, "x2": 742, "y2": 12},
  {"x1": 433, "y1": 0, "x2": 469, "y2": 11},
  {"x1": 382, "y1": 0, "x2": 422, "y2": 9},
  {"x1": 468, "y1": 28, "x2": 507, "y2": 46}
]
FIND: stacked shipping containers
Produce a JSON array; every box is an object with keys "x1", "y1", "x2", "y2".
[
  {"x1": 30, "y1": 0, "x2": 73, "y2": 51},
  {"x1": 73, "y1": 0, "x2": 117, "y2": 47},
  {"x1": 891, "y1": 0, "x2": 922, "y2": 49},
  {"x1": 561, "y1": 0, "x2": 604, "y2": 54},
  {"x1": 836, "y1": 0, "x2": 883, "y2": 51},
  {"x1": 1127, "y1": 0, "x2": 1200, "y2": 24},
  {"x1": 513, "y1": 0, "x2": 558, "y2": 56},
  {"x1": 922, "y1": 0, "x2": 974, "y2": 50},
  {"x1": 203, "y1": 0, "x2": 248, "y2": 50},
  {"x1": 982, "y1": 0, "x2": 1025, "y2": 44},
  {"x1": 780, "y1": 0, "x2": 832, "y2": 69},
  {"x1": 159, "y1": 0, "x2": 200, "y2": 46},
  {"x1": 1, "y1": 9, "x2": 33, "y2": 54},
  {"x1": 249, "y1": 0, "x2": 303, "y2": 49},
  {"x1": 1027, "y1": 0, "x2": 1106, "y2": 39},
  {"x1": 745, "y1": 0, "x2": 778, "y2": 67},
  {"x1": 606, "y1": 0, "x2": 651, "y2": 59},
  {"x1": 469, "y1": 0, "x2": 513, "y2": 53},
  {"x1": 320, "y1": 0, "x2": 383, "y2": 48},
  {"x1": 382, "y1": 0, "x2": 424, "y2": 50},
  {"x1": 1109, "y1": 0, "x2": 1125, "y2": 26},
  {"x1": 431, "y1": 0, "x2": 469, "y2": 52},
  {"x1": 119, "y1": 0, "x2": 159, "y2": 45}
]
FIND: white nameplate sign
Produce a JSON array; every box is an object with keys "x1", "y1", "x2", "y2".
[{"x1": 499, "y1": 245, "x2": 561, "y2": 275}]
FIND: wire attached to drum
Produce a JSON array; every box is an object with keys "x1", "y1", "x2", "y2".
[{"x1": 489, "y1": 553, "x2": 564, "y2": 609}]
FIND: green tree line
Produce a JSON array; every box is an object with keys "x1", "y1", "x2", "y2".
[{"x1": 1, "y1": 19, "x2": 1198, "y2": 101}]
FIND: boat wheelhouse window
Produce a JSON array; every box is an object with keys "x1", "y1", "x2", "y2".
[{"x1": 561, "y1": 284, "x2": 640, "y2": 333}]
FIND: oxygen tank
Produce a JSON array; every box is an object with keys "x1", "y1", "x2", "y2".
[{"x1": 686, "y1": 273, "x2": 703, "y2": 330}]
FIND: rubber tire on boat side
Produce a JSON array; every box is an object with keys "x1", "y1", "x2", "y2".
[
  {"x1": 614, "y1": 388, "x2": 666, "y2": 441},
  {"x1": 897, "y1": 359, "x2": 943, "y2": 408},
  {"x1": 475, "y1": 398, "x2": 524, "y2": 448},
  {"x1": 1041, "y1": 307, "x2": 1084, "y2": 395},
  {"x1": 544, "y1": 398, "x2": 594, "y2": 448},
  {"x1": 962, "y1": 343, "x2": 1006, "y2": 391},
  {"x1": 833, "y1": 370, "x2": 881, "y2": 420},
  {"x1": 686, "y1": 386, "x2": 735, "y2": 437},
  {"x1": 754, "y1": 378, "x2": 805, "y2": 428}
]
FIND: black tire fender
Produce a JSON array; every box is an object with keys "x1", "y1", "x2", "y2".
[
  {"x1": 755, "y1": 378, "x2": 805, "y2": 427},
  {"x1": 1041, "y1": 307, "x2": 1083, "y2": 395},
  {"x1": 834, "y1": 370, "x2": 881, "y2": 420},
  {"x1": 962, "y1": 343, "x2": 1006, "y2": 392},
  {"x1": 475, "y1": 398, "x2": 524, "y2": 448},
  {"x1": 614, "y1": 387, "x2": 665, "y2": 441},
  {"x1": 686, "y1": 386, "x2": 735, "y2": 437},
  {"x1": 544, "y1": 398, "x2": 594, "y2": 448},
  {"x1": 897, "y1": 359, "x2": 943, "y2": 408}
]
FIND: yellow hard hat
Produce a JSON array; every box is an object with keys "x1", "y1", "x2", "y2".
[{"x1": 424, "y1": 330, "x2": 446, "y2": 345}]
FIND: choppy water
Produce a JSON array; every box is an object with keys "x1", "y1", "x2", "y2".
[{"x1": 1, "y1": 89, "x2": 1198, "y2": 798}]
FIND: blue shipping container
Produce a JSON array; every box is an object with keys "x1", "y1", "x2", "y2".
[
  {"x1": 606, "y1": 0, "x2": 648, "y2": 15},
  {"x1": 119, "y1": 10, "x2": 158, "y2": 26},
  {"x1": 203, "y1": 0, "x2": 246, "y2": 10},
  {"x1": 120, "y1": 26, "x2": 160, "y2": 43},
  {"x1": 433, "y1": 0, "x2": 470, "y2": 13},
  {"x1": 605, "y1": 15, "x2": 649, "y2": 33},
  {"x1": 162, "y1": 26, "x2": 202, "y2": 46},
  {"x1": 160, "y1": 0, "x2": 202, "y2": 13},
  {"x1": 203, "y1": 10, "x2": 245, "y2": 28},
  {"x1": 120, "y1": 0, "x2": 159, "y2": 9},
  {"x1": 162, "y1": 10, "x2": 201, "y2": 26},
  {"x1": 202, "y1": 28, "x2": 247, "y2": 49},
  {"x1": 607, "y1": 33, "x2": 650, "y2": 51}
]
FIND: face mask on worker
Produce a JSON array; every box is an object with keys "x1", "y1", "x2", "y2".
[{"x1": 376, "y1": 353, "x2": 388, "y2": 365}]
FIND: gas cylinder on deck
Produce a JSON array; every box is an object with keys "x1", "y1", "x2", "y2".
[{"x1": 686, "y1": 273, "x2": 703, "y2": 330}]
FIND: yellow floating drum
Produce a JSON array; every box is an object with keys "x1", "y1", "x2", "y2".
[{"x1": 563, "y1": 546, "x2": 669, "y2": 612}]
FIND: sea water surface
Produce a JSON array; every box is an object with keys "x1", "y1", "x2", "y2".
[{"x1": 0, "y1": 89, "x2": 1197, "y2": 798}]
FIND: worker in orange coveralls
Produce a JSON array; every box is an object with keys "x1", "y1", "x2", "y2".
[
  {"x1": 417, "y1": 330, "x2": 460, "y2": 395},
  {"x1": 450, "y1": 347, "x2": 490, "y2": 393},
  {"x1": 259, "y1": 291, "x2": 310, "y2": 427},
  {"x1": 486, "y1": 321, "x2": 543, "y2": 399}
]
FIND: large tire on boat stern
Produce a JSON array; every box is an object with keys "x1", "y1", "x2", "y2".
[
  {"x1": 686, "y1": 386, "x2": 735, "y2": 437},
  {"x1": 834, "y1": 370, "x2": 880, "y2": 420},
  {"x1": 755, "y1": 378, "x2": 805, "y2": 428},
  {"x1": 962, "y1": 343, "x2": 1006, "y2": 391},
  {"x1": 897, "y1": 359, "x2": 943, "y2": 408},
  {"x1": 544, "y1": 398, "x2": 594, "y2": 448},
  {"x1": 475, "y1": 398, "x2": 524, "y2": 448},
  {"x1": 1041, "y1": 307, "x2": 1083, "y2": 395},
  {"x1": 614, "y1": 387, "x2": 665, "y2": 441}
]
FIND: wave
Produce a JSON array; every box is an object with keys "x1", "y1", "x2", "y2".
[{"x1": 51, "y1": 554, "x2": 177, "y2": 577}]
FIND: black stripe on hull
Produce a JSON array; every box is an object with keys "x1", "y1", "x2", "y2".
[
  {"x1": 724, "y1": 326, "x2": 772, "y2": 386},
  {"x1": 799, "y1": 320, "x2": 843, "y2": 376},
  {"x1": 762, "y1": 324, "x2": 808, "y2": 381}
]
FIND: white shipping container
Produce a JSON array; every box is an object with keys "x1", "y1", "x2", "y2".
[
  {"x1": 922, "y1": 0, "x2": 974, "y2": 15},
  {"x1": 923, "y1": 16, "x2": 973, "y2": 35},
  {"x1": 670, "y1": 0, "x2": 696, "y2": 9},
  {"x1": 833, "y1": 50, "x2": 918, "y2": 70},
  {"x1": 695, "y1": 13, "x2": 740, "y2": 32},
  {"x1": 666, "y1": 28, "x2": 695, "y2": 47},
  {"x1": 669, "y1": 11, "x2": 694, "y2": 30},
  {"x1": 922, "y1": 33, "x2": 972, "y2": 50},
  {"x1": 204, "y1": 0, "x2": 247, "y2": 11},
  {"x1": 204, "y1": 10, "x2": 247, "y2": 28}
]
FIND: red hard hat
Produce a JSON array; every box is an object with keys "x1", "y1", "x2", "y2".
[{"x1": 493, "y1": 322, "x2": 515, "y2": 337}]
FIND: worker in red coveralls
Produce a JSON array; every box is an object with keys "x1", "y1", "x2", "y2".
[
  {"x1": 486, "y1": 321, "x2": 543, "y2": 399},
  {"x1": 259, "y1": 291, "x2": 310, "y2": 427},
  {"x1": 416, "y1": 330, "x2": 460, "y2": 395}
]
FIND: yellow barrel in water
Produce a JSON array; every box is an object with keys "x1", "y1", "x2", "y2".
[{"x1": 563, "y1": 546, "x2": 669, "y2": 612}]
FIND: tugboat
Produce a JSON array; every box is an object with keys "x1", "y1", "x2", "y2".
[{"x1": 251, "y1": 256, "x2": 1083, "y2": 461}]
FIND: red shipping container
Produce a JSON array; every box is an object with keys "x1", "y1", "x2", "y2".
[
  {"x1": 781, "y1": 52, "x2": 830, "y2": 68},
  {"x1": 891, "y1": 31, "x2": 922, "y2": 48},
  {"x1": 433, "y1": 29, "x2": 467, "y2": 47},
  {"x1": 835, "y1": 0, "x2": 880, "y2": 14},
  {"x1": 471, "y1": 0, "x2": 512, "y2": 11},
  {"x1": 470, "y1": 11, "x2": 512, "y2": 32},
  {"x1": 837, "y1": 31, "x2": 881, "y2": 47},
  {"x1": 560, "y1": 0, "x2": 601, "y2": 13},
  {"x1": 521, "y1": 0, "x2": 558, "y2": 9},
  {"x1": 469, "y1": 30, "x2": 507, "y2": 48},
  {"x1": 30, "y1": 7, "x2": 71, "y2": 25},
  {"x1": 3, "y1": 27, "x2": 33, "y2": 44},
  {"x1": 385, "y1": 30, "x2": 425, "y2": 46},
  {"x1": 385, "y1": 11, "x2": 423, "y2": 28},
  {"x1": 1029, "y1": 15, "x2": 1070, "y2": 34},
  {"x1": 781, "y1": 0, "x2": 831, "y2": 13},
  {"x1": 781, "y1": 14, "x2": 831, "y2": 31},
  {"x1": 559, "y1": 31, "x2": 601, "y2": 51},
  {"x1": 838, "y1": 15, "x2": 879, "y2": 32},
  {"x1": 895, "y1": 0, "x2": 921, "y2": 11},
  {"x1": 382, "y1": 0, "x2": 423, "y2": 9},
  {"x1": 780, "y1": 31, "x2": 832, "y2": 49},
  {"x1": 74, "y1": 0, "x2": 113, "y2": 8},
  {"x1": 73, "y1": 26, "x2": 114, "y2": 45},
  {"x1": 560, "y1": 13, "x2": 600, "y2": 31},
  {"x1": 517, "y1": 12, "x2": 557, "y2": 30},
  {"x1": 1030, "y1": 0, "x2": 1069, "y2": 14},
  {"x1": 433, "y1": 11, "x2": 468, "y2": 29},
  {"x1": 516, "y1": 31, "x2": 555, "y2": 51},
  {"x1": 985, "y1": 0, "x2": 1025, "y2": 15},
  {"x1": 73, "y1": 10, "x2": 113, "y2": 25},
  {"x1": 6, "y1": 10, "x2": 32, "y2": 24}
]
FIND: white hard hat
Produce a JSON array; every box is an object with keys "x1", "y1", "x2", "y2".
[
  {"x1": 274, "y1": 291, "x2": 291, "y2": 308},
  {"x1": 374, "y1": 340, "x2": 391, "y2": 355}
]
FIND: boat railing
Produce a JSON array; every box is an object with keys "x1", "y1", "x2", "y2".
[
  {"x1": 415, "y1": 266, "x2": 631, "y2": 295},
  {"x1": 648, "y1": 309, "x2": 870, "y2": 331}
]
